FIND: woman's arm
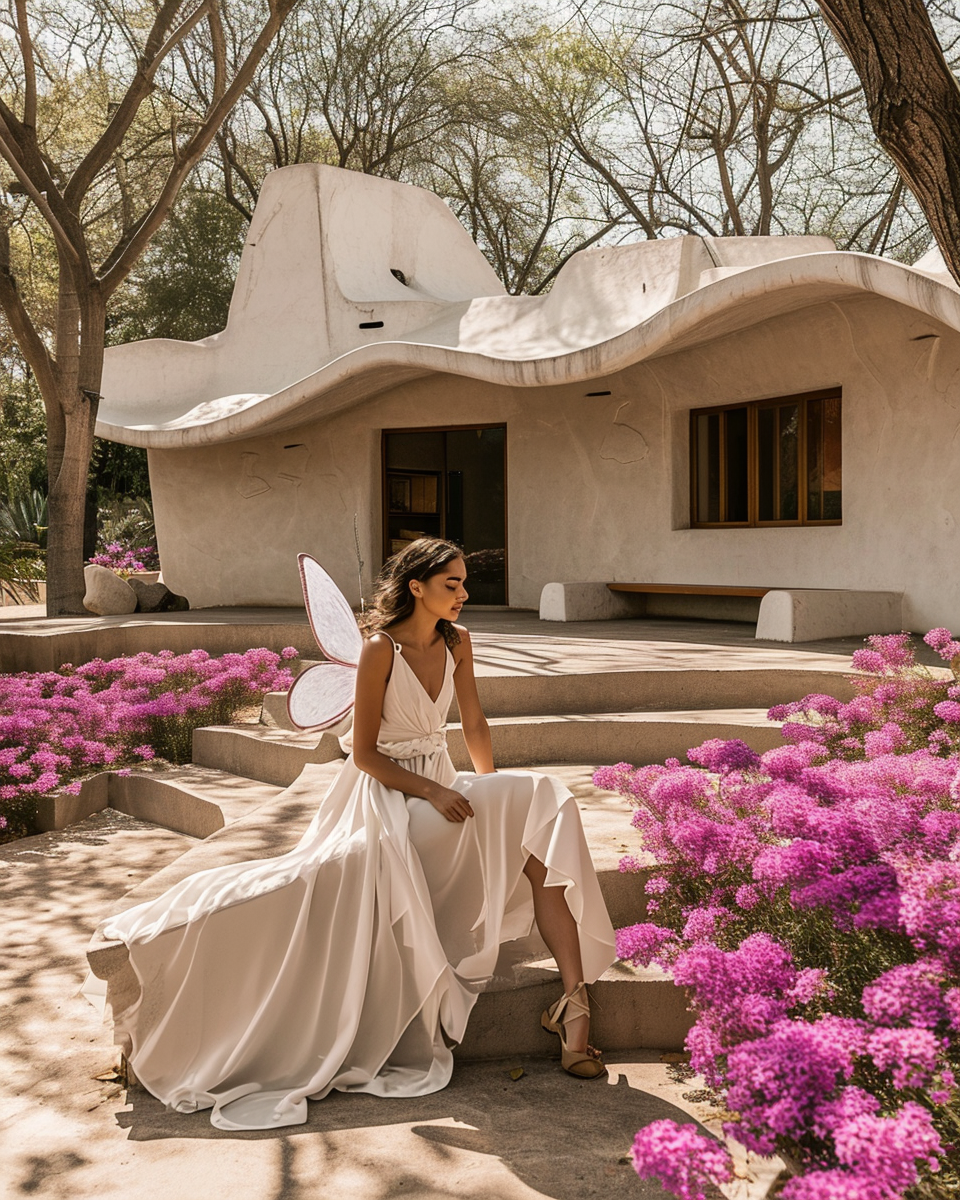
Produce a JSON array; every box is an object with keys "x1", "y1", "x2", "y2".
[
  {"x1": 352, "y1": 634, "x2": 474, "y2": 822},
  {"x1": 452, "y1": 628, "x2": 495, "y2": 775}
]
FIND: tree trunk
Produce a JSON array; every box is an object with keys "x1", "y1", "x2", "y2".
[
  {"x1": 815, "y1": 0, "x2": 960, "y2": 284},
  {"x1": 44, "y1": 277, "x2": 105, "y2": 617},
  {"x1": 45, "y1": 401, "x2": 99, "y2": 616}
]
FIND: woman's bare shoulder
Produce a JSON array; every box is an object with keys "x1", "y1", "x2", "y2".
[
  {"x1": 450, "y1": 624, "x2": 472, "y2": 661},
  {"x1": 360, "y1": 632, "x2": 396, "y2": 665}
]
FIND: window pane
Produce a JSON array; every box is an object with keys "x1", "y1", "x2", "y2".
[
  {"x1": 758, "y1": 404, "x2": 799, "y2": 521},
  {"x1": 696, "y1": 413, "x2": 721, "y2": 522},
  {"x1": 778, "y1": 404, "x2": 799, "y2": 520},
  {"x1": 806, "y1": 397, "x2": 842, "y2": 521},
  {"x1": 806, "y1": 400, "x2": 823, "y2": 520},
  {"x1": 724, "y1": 407, "x2": 749, "y2": 522},
  {"x1": 822, "y1": 397, "x2": 842, "y2": 520},
  {"x1": 757, "y1": 407, "x2": 775, "y2": 521},
  {"x1": 692, "y1": 393, "x2": 840, "y2": 527}
]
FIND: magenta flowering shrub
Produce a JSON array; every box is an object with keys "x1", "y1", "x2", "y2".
[
  {"x1": 89, "y1": 542, "x2": 160, "y2": 575},
  {"x1": 768, "y1": 632, "x2": 960, "y2": 762},
  {"x1": 595, "y1": 630, "x2": 960, "y2": 1200},
  {"x1": 0, "y1": 647, "x2": 297, "y2": 842}
]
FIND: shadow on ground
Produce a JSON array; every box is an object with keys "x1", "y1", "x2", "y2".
[{"x1": 112, "y1": 1053, "x2": 719, "y2": 1199}]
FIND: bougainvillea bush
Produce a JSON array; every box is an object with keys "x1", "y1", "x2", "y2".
[
  {"x1": 0, "y1": 647, "x2": 297, "y2": 843},
  {"x1": 596, "y1": 631, "x2": 960, "y2": 1200}
]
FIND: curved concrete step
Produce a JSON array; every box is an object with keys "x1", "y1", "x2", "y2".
[
  {"x1": 451, "y1": 709, "x2": 783, "y2": 769},
  {"x1": 36, "y1": 765, "x2": 287, "y2": 838},
  {"x1": 193, "y1": 722, "x2": 343, "y2": 787},
  {"x1": 262, "y1": 662, "x2": 854, "y2": 726},
  {"x1": 0, "y1": 607, "x2": 317, "y2": 674},
  {"x1": 109, "y1": 767, "x2": 287, "y2": 839},
  {"x1": 196, "y1": 708, "x2": 783, "y2": 783}
]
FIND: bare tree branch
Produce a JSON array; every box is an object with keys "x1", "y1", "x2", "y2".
[
  {"x1": 99, "y1": 0, "x2": 300, "y2": 294},
  {"x1": 64, "y1": 0, "x2": 211, "y2": 208},
  {"x1": 207, "y1": 0, "x2": 228, "y2": 103},
  {"x1": 13, "y1": 0, "x2": 36, "y2": 130},
  {"x1": 0, "y1": 122, "x2": 83, "y2": 269},
  {"x1": 0, "y1": 211, "x2": 55, "y2": 396}
]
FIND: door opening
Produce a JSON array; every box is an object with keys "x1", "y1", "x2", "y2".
[{"x1": 382, "y1": 425, "x2": 507, "y2": 605}]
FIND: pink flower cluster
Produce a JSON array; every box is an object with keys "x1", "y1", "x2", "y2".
[
  {"x1": 630, "y1": 1120, "x2": 733, "y2": 1200},
  {"x1": 597, "y1": 629, "x2": 960, "y2": 1199},
  {"x1": 0, "y1": 647, "x2": 298, "y2": 841},
  {"x1": 89, "y1": 542, "x2": 159, "y2": 574}
]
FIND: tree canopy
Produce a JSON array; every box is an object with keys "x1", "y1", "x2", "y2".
[{"x1": 2, "y1": 0, "x2": 960, "y2": 613}]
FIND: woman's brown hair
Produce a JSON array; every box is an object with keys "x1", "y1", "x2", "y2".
[{"x1": 359, "y1": 537, "x2": 464, "y2": 647}]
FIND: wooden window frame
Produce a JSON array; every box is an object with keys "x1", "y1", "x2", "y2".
[{"x1": 690, "y1": 388, "x2": 842, "y2": 529}]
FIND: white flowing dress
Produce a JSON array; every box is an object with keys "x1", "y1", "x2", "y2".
[{"x1": 97, "y1": 640, "x2": 616, "y2": 1130}]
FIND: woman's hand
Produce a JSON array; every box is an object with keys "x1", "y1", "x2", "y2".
[{"x1": 427, "y1": 785, "x2": 475, "y2": 823}]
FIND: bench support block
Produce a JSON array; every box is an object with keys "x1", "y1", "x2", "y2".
[
  {"x1": 540, "y1": 581, "x2": 905, "y2": 643},
  {"x1": 756, "y1": 589, "x2": 903, "y2": 643},
  {"x1": 540, "y1": 582, "x2": 640, "y2": 622}
]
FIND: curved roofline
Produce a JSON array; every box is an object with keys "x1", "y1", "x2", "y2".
[{"x1": 97, "y1": 249, "x2": 960, "y2": 450}]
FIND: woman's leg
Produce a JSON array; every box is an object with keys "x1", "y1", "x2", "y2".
[{"x1": 523, "y1": 855, "x2": 590, "y2": 1053}]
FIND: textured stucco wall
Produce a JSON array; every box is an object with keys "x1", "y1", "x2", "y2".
[{"x1": 148, "y1": 291, "x2": 960, "y2": 630}]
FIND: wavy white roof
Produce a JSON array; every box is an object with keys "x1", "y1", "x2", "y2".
[{"x1": 97, "y1": 163, "x2": 960, "y2": 449}]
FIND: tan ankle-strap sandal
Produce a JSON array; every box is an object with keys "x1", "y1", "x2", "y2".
[{"x1": 540, "y1": 981, "x2": 607, "y2": 1079}]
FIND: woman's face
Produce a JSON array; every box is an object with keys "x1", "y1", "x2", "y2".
[{"x1": 413, "y1": 556, "x2": 468, "y2": 621}]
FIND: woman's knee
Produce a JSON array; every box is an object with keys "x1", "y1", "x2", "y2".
[{"x1": 523, "y1": 854, "x2": 547, "y2": 885}]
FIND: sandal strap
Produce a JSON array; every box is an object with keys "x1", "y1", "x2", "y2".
[{"x1": 547, "y1": 981, "x2": 591, "y2": 1029}]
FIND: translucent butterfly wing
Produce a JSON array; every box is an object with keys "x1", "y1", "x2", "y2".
[
  {"x1": 298, "y1": 553, "x2": 363, "y2": 667},
  {"x1": 286, "y1": 554, "x2": 363, "y2": 730},
  {"x1": 286, "y1": 660, "x2": 357, "y2": 731}
]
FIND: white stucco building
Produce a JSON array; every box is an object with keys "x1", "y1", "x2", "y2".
[{"x1": 98, "y1": 164, "x2": 960, "y2": 635}]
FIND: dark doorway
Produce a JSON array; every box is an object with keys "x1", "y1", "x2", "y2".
[{"x1": 382, "y1": 425, "x2": 507, "y2": 605}]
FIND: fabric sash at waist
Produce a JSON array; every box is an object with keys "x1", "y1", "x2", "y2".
[{"x1": 377, "y1": 730, "x2": 448, "y2": 760}]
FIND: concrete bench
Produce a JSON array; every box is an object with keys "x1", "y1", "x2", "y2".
[{"x1": 538, "y1": 581, "x2": 903, "y2": 643}]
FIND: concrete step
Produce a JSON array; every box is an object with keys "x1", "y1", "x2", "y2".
[
  {"x1": 457, "y1": 960, "x2": 689, "y2": 1059},
  {"x1": 0, "y1": 607, "x2": 317, "y2": 674},
  {"x1": 452, "y1": 708, "x2": 783, "y2": 769},
  {"x1": 262, "y1": 661, "x2": 855, "y2": 726},
  {"x1": 197, "y1": 708, "x2": 783, "y2": 783},
  {"x1": 193, "y1": 722, "x2": 344, "y2": 787},
  {"x1": 87, "y1": 762, "x2": 687, "y2": 1056},
  {"x1": 109, "y1": 767, "x2": 287, "y2": 839},
  {"x1": 36, "y1": 764, "x2": 288, "y2": 839}
]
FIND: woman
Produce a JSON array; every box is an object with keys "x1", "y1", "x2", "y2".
[{"x1": 95, "y1": 538, "x2": 615, "y2": 1131}]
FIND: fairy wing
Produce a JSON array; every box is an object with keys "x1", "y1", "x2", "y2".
[
  {"x1": 289, "y1": 554, "x2": 362, "y2": 730},
  {"x1": 286, "y1": 660, "x2": 357, "y2": 731},
  {"x1": 298, "y1": 553, "x2": 363, "y2": 667}
]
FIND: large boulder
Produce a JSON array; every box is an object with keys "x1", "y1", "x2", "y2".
[
  {"x1": 82, "y1": 564, "x2": 138, "y2": 615},
  {"x1": 128, "y1": 578, "x2": 190, "y2": 613}
]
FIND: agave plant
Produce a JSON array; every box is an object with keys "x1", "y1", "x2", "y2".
[
  {"x1": 0, "y1": 488, "x2": 47, "y2": 550},
  {"x1": 0, "y1": 536, "x2": 43, "y2": 603}
]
